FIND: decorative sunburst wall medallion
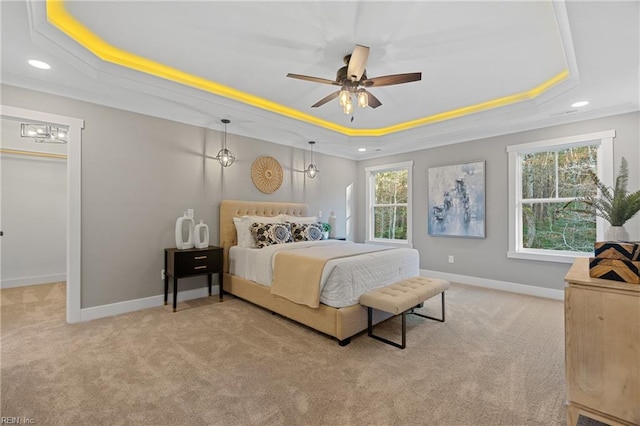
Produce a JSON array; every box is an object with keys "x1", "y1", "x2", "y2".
[{"x1": 251, "y1": 156, "x2": 283, "y2": 194}]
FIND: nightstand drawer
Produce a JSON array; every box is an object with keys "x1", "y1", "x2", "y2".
[
  {"x1": 165, "y1": 247, "x2": 223, "y2": 278},
  {"x1": 174, "y1": 249, "x2": 222, "y2": 276}
]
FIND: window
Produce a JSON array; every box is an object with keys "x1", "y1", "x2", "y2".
[
  {"x1": 365, "y1": 161, "x2": 413, "y2": 246},
  {"x1": 507, "y1": 131, "x2": 614, "y2": 263}
]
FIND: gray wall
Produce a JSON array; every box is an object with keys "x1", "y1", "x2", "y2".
[
  {"x1": 1, "y1": 118, "x2": 67, "y2": 287},
  {"x1": 3, "y1": 83, "x2": 638, "y2": 305},
  {"x1": 357, "y1": 112, "x2": 640, "y2": 291},
  {"x1": 1, "y1": 84, "x2": 357, "y2": 308}
]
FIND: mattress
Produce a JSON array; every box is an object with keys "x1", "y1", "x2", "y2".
[{"x1": 229, "y1": 240, "x2": 419, "y2": 308}]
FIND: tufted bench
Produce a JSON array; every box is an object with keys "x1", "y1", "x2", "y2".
[{"x1": 359, "y1": 276, "x2": 450, "y2": 349}]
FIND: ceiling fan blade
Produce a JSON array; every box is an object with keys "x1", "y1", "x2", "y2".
[
  {"x1": 365, "y1": 91, "x2": 382, "y2": 109},
  {"x1": 311, "y1": 91, "x2": 340, "y2": 108},
  {"x1": 363, "y1": 72, "x2": 422, "y2": 87},
  {"x1": 286, "y1": 73, "x2": 340, "y2": 86},
  {"x1": 346, "y1": 44, "x2": 370, "y2": 82}
]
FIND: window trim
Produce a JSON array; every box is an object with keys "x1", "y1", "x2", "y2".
[
  {"x1": 365, "y1": 161, "x2": 413, "y2": 248},
  {"x1": 506, "y1": 130, "x2": 614, "y2": 263}
]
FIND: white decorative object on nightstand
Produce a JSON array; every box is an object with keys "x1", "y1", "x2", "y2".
[
  {"x1": 194, "y1": 220, "x2": 209, "y2": 249},
  {"x1": 175, "y1": 211, "x2": 194, "y2": 249}
]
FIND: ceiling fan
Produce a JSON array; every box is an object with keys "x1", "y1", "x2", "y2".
[{"x1": 287, "y1": 44, "x2": 421, "y2": 114}]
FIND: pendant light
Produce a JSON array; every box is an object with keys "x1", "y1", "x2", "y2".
[
  {"x1": 215, "y1": 119, "x2": 235, "y2": 167},
  {"x1": 305, "y1": 141, "x2": 319, "y2": 178}
]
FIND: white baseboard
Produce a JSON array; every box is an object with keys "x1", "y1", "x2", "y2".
[
  {"x1": 80, "y1": 285, "x2": 221, "y2": 322},
  {"x1": 79, "y1": 271, "x2": 563, "y2": 322},
  {"x1": 1, "y1": 273, "x2": 66, "y2": 289},
  {"x1": 420, "y1": 269, "x2": 564, "y2": 301}
]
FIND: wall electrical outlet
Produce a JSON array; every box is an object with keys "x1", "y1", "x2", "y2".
[
  {"x1": 161, "y1": 269, "x2": 165, "y2": 280},
  {"x1": 448, "y1": 255, "x2": 454, "y2": 264}
]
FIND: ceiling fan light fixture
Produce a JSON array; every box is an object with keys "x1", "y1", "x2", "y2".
[
  {"x1": 339, "y1": 88, "x2": 349, "y2": 107},
  {"x1": 216, "y1": 118, "x2": 236, "y2": 167},
  {"x1": 343, "y1": 97, "x2": 354, "y2": 115},
  {"x1": 357, "y1": 89, "x2": 368, "y2": 108},
  {"x1": 286, "y1": 44, "x2": 421, "y2": 114}
]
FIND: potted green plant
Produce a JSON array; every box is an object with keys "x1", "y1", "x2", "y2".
[
  {"x1": 321, "y1": 222, "x2": 331, "y2": 239},
  {"x1": 569, "y1": 157, "x2": 640, "y2": 241}
]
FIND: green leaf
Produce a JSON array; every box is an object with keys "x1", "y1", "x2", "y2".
[{"x1": 568, "y1": 157, "x2": 640, "y2": 226}]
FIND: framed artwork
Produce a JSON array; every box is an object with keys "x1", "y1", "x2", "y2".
[{"x1": 428, "y1": 160, "x2": 486, "y2": 238}]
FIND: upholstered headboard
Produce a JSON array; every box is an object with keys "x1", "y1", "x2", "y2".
[{"x1": 219, "y1": 200, "x2": 309, "y2": 272}]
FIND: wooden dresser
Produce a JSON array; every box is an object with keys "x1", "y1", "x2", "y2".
[{"x1": 564, "y1": 258, "x2": 640, "y2": 426}]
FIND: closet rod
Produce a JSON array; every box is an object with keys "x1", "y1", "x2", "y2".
[{"x1": 0, "y1": 148, "x2": 67, "y2": 160}]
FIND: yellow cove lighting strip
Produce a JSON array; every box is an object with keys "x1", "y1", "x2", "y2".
[{"x1": 47, "y1": 0, "x2": 569, "y2": 137}]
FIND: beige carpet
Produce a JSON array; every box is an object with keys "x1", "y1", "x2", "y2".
[{"x1": 1, "y1": 282, "x2": 603, "y2": 425}]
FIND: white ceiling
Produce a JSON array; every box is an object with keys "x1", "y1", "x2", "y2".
[{"x1": 1, "y1": 1, "x2": 638, "y2": 160}]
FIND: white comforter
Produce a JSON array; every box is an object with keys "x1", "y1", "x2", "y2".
[{"x1": 229, "y1": 240, "x2": 419, "y2": 308}]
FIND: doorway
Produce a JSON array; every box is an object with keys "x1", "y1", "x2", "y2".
[{"x1": 0, "y1": 105, "x2": 83, "y2": 323}]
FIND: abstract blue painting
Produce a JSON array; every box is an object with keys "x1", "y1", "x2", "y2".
[{"x1": 428, "y1": 160, "x2": 486, "y2": 238}]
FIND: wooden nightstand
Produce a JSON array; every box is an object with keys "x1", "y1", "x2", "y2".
[{"x1": 164, "y1": 246, "x2": 224, "y2": 312}]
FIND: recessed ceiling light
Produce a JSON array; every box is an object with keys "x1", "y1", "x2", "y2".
[
  {"x1": 358, "y1": 148, "x2": 367, "y2": 152},
  {"x1": 571, "y1": 101, "x2": 589, "y2": 108},
  {"x1": 28, "y1": 59, "x2": 51, "y2": 70}
]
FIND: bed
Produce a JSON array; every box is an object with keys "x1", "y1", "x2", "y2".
[{"x1": 219, "y1": 199, "x2": 419, "y2": 345}]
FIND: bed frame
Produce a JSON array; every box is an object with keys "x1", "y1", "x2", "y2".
[{"x1": 219, "y1": 200, "x2": 391, "y2": 346}]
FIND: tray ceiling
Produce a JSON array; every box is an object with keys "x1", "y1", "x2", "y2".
[{"x1": 1, "y1": 0, "x2": 638, "y2": 159}]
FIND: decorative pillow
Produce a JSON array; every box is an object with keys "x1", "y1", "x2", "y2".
[
  {"x1": 233, "y1": 215, "x2": 283, "y2": 248},
  {"x1": 289, "y1": 222, "x2": 324, "y2": 242},
  {"x1": 250, "y1": 222, "x2": 292, "y2": 248},
  {"x1": 282, "y1": 214, "x2": 317, "y2": 224}
]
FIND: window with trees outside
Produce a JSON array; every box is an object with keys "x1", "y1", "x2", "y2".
[
  {"x1": 365, "y1": 161, "x2": 413, "y2": 246},
  {"x1": 507, "y1": 130, "x2": 614, "y2": 263}
]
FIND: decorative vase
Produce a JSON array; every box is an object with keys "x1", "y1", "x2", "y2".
[
  {"x1": 175, "y1": 211, "x2": 195, "y2": 249},
  {"x1": 328, "y1": 211, "x2": 337, "y2": 239},
  {"x1": 605, "y1": 226, "x2": 630, "y2": 242},
  {"x1": 194, "y1": 220, "x2": 209, "y2": 249},
  {"x1": 322, "y1": 231, "x2": 329, "y2": 240}
]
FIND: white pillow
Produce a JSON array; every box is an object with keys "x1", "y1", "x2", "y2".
[
  {"x1": 282, "y1": 214, "x2": 317, "y2": 224},
  {"x1": 233, "y1": 214, "x2": 283, "y2": 248}
]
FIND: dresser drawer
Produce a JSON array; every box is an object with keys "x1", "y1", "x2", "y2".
[{"x1": 167, "y1": 247, "x2": 223, "y2": 278}]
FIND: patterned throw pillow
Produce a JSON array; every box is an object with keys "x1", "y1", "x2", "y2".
[
  {"x1": 250, "y1": 222, "x2": 292, "y2": 248},
  {"x1": 289, "y1": 222, "x2": 324, "y2": 242},
  {"x1": 233, "y1": 214, "x2": 284, "y2": 248}
]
